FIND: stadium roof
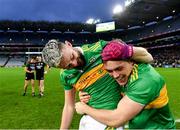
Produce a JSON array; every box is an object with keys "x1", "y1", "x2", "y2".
[
  {"x1": 114, "y1": 0, "x2": 180, "y2": 28},
  {"x1": 0, "y1": 0, "x2": 179, "y2": 32}
]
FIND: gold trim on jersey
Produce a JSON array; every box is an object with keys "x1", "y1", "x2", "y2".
[
  {"x1": 74, "y1": 64, "x2": 107, "y2": 91},
  {"x1": 105, "y1": 126, "x2": 116, "y2": 130},
  {"x1": 130, "y1": 64, "x2": 138, "y2": 82},
  {"x1": 145, "y1": 85, "x2": 169, "y2": 109},
  {"x1": 82, "y1": 42, "x2": 101, "y2": 52}
]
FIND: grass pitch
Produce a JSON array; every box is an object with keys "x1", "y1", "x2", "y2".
[{"x1": 0, "y1": 67, "x2": 179, "y2": 129}]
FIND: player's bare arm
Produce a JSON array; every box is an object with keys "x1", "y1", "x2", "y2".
[
  {"x1": 24, "y1": 67, "x2": 31, "y2": 73},
  {"x1": 60, "y1": 88, "x2": 76, "y2": 129},
  {"x1": 132, "y1": 47, "x2": 153, "y2": 63},
  {"x1": 75, "y1": 95, "x2": 144, "y2": 128}
]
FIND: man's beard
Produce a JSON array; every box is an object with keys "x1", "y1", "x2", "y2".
[{"x1": 75, "y1": 49, "x2": 86, "y2": 68}]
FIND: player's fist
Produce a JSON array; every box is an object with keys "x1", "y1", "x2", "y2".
[
  {"x1": 30, "y1": 70, "x2": 35, "y2": 73},
  {"x1": 75, "y1": 102, "x2": 87, "y2": 115}
]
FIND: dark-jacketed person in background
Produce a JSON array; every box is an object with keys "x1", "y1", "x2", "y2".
[
  {"x1": 23, "y1": 57, "x2": 36, "y2": 96},
  {"x1": 35, "y1": 56, "x2": 49, "y2": 97}
]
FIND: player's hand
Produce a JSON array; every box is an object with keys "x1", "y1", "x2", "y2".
[
  {"x1": 79, "y1": 91, "x2": 90, "y2": 103},
  {"x1": 30, "y1": 70, "x2": 35, "y2": 73},
  {"x1": 75, "y1": 102, "x2": 87, "y2": 115}
]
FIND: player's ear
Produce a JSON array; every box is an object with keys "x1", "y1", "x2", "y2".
[{"x1": 65, "y1": 40, "x2": 72, "y2": 47}]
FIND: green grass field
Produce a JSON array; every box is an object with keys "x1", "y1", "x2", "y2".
[{"x1": 0, "y1": 67, "x2": 180, "y2": 129}]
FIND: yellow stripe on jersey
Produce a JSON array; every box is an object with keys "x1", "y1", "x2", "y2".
[
  {"x1": 74, "y1": 64, "x2": 107, "y2": 91},
  {"x1": 88, "y1": 42, "x2": 101, "y2": 51},
  {"x1": 145, "y1": 85, "x2": 169, "y2": 109},
  {"x1": 105, "y1": 126, "x2": 116, "y2": 130},
  {"x1": 130, "y1": 64, "x2": 138, "y2": 82},
  {"x1": 82, "y1": 42, "x2": 101, "y2": 52}
]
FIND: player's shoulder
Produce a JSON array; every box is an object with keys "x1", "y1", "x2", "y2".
[
  {"x1": 81, "y1": 40, "x2": 107, "y2": 52},
  {"x1": 60, "y1": 69, "x2": 78, "y2": 80},
  {"x1": 128, "y1": 63, "x2": 165, "y2": 93}
]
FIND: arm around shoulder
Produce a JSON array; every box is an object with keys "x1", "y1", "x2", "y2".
[
  {"x1": 132, "y1": 47, "x2": 153, "y2": 63},
  {"x1": 77, "y1": 95, "x2": 144, "y2": 128}
]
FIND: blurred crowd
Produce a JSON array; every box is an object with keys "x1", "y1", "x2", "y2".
[{"x1": 150, "y1": 46, "x2": 180, "y2": 68}]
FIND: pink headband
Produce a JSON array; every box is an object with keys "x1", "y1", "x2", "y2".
[{"x1": 101, "y1": 41, "x2": 133, "y2": 61}]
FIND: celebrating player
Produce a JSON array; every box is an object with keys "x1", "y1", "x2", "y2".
[{"x1": 75, "y1": 41, "x2": 176, "y2": 129}]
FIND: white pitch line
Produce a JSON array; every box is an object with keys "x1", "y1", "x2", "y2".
[{"x1": 176, "y1": 119, "x2": 180, "y2": 122}]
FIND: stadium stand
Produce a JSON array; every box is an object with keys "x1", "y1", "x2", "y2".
[
  {"x1": 0, "y1": 0, "x2": 179, "y2": 67},
  {"x1": 5, "y1": 56, "x2": 25, "y2": 67}
]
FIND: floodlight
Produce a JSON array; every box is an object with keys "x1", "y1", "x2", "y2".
[{"x1": 113, "y1": 5, "x2": 123, "y2": 14}]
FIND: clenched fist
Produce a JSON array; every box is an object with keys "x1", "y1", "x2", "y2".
[{"x1": 75, "y1": 102, "x2": 88, "y2": 115}]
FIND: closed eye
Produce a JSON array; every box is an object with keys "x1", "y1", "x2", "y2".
[
  {"x1": 71, "y1": 54, "x2": 74, "y2": 60},
  {"x1": 106, "y1": 69, "x2": 112, "y2": 73},
  {"x1": 115, "y1": 67, "x2": 123, "y2": 71}
]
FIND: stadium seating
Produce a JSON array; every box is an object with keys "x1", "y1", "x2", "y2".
[{"x1": 0, "y1": 15, "x2": 179, "y2": 67}]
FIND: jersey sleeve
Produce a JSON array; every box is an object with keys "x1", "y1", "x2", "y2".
[
  {"x1": 81, "y1": 40, "x2": 107, "y2": 52},
  {"x1": 126, "y1": 77, "x2": 164, "y2": 105},
  {"x1": 59, "y1": 70, "x2": 73, "y2": 90}
]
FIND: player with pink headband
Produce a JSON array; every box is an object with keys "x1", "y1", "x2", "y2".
[{"x1": 76, "y1": 40, "x2": 175, "y2": 129}]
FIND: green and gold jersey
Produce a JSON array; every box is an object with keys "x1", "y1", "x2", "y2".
[
  {"x1": 123, "y1": 63, "x2": 175, "y2": 129},
  {"x1": 60, "y1": 40, "x2": 121, "y2": 109}
]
